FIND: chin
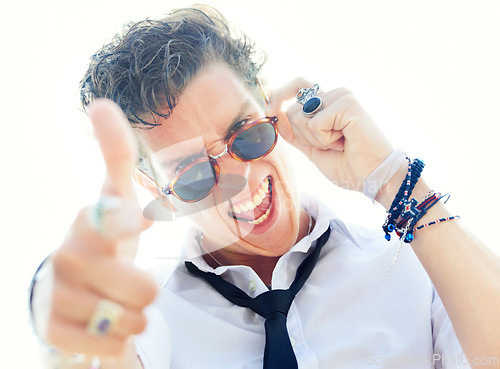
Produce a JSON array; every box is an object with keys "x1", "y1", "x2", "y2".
[{"x1": 196, "y1": 173, "x2": 301, "y2": 255}]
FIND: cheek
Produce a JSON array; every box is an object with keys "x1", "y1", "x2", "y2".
[
  {"x1": 268, "y1": 144, "x2": 299, "y2": 199},
  {"x1": 190, "y1": 209, "x2": 217, "y2": 225},
  {"x1": 271, "y1": 142, "x2": 294, "y2": 176},
  {"x1": 188, "y1": 203, "x2": 232, "y2": 233}
]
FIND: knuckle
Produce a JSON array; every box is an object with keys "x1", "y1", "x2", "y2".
[
  {"x1": 76, "y1": 206, "x2": 91, "y2": 223},
  {"x1": 51, "y1": 282, "x2": 68, "y2": 308},
  {"x1": 338, "y1": 93, "x2": 357, "y2": 105},
  {"x1": 52, "y1": 248, "x2": 76, "y2": 273},
  {"x1": 285, "y1": 103, "x2": 301, "y2": 118},
  {"x1": 292, "y1": 77, "x2": 311, "y2": 86},
  {"x1": 52, "y1": 247, "x2": 85, "y2": 276},
  {"x1": 292, "y1": 77, "x2": 311, "y2": 87},
  {"x1": 323, "y1": 87, "x2": 353, "y2": 103},
  {"x1": 74, "y1": 206, "x2": 96, "y2": 234},
  {"x1": 315, "y1": 134, "x2": 331, "y2": 147},
  {"x1": 50, "y1": 281, "x2": 85, "y2": 318},
  {"x1": 334, "y1": 87, "x2": 353, "y2": 96},
  {"x1": 129, "y1": 311, "x2": 148, "y2": 334},
  {"x1": 136, "y1": 277, "x2": 159, "y2": 306},
  {"x1": 136, "y1": 313, "x2": 148, "y2": 333}
]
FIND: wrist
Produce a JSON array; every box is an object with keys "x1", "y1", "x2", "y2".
[
  {"x1": 375, "y1": 162, "x2": 408, "y2": 210},
  {"x1": 29, "y1": 255, "x2": 52, "y2": 337},
  {"x1": 379, "y1": 167, "x2": 453, "y2": 239},
  {"x1": 362, "y1": 148, "x2": 407, "y2": 202},
  {"x1": 410, "y1": 180, "x2": 452, "y2": 230}
]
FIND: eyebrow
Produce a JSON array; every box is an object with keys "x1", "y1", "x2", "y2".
[
  {"x1": 220, "y1": 101, "x2": 250, "y2": 138},
  {"x1": 161, "y1": 151, "x2": 204, "y2": 171},
  {"x1": 162, "y1": 101, "x2": 251, "y2": 168}
]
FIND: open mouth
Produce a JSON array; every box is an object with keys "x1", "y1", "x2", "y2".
[{"x1": 228, "y1": 176, "x2": 272, "y2": 225}]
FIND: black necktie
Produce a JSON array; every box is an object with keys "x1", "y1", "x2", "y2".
[{"x1": 185, "y1": 226, "x2": 331, "y2": 369}]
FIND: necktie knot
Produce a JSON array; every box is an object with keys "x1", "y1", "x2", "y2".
[{"x1": 248, "y1": 289, "x2": 295, "y2": 319}]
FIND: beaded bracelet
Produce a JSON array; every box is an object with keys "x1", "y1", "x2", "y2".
[
  {"x1": 382, "y1": 158, "x2": 411, "y2": 239},
  {"x1": 415, "y1": 215, "x2": 460, "y2": 231},
  {"x1": 382, "y1": 158, "x2": 425, "y2": 240},
  {"x1": 394, "y1": 192, "x2": 447, "y2": 242},
  {"x1": 384, "y1": 191, "x2": 458, "y2": 280}
]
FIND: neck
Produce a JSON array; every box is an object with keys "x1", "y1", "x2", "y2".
[
  {"x1": 201, "y1": 209, "x2": 313, "y2": 285},
  {"x1": 203, "y1": 251, "x2": 280, "y2": 286}
]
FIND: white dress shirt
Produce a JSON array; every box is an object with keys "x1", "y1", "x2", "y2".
[{"x1": 135, "y1": 195, "x2": 469, "y2": 369}]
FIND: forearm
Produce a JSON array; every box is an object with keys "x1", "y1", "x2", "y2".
[{"x1": 377, "y1": 164, "x2": 500, "y2": 365}]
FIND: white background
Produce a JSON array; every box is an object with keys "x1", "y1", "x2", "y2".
[{"x1": 1, "y1": 0, "x2": 499, "y2": 366}]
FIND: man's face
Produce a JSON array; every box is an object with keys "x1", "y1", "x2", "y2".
[{"x1": 137, "y1": 63, "x2": 302, "y2": 257}]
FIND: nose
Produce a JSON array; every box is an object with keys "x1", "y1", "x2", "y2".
[
  {"x1": 209, "y1": 144, "x2": 228, "y2": 160},
  {"x1": 214, "y1": 150, "x2": 250, "y2": 187}
]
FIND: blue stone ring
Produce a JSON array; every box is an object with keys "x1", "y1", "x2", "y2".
[
  {"x1": 87, "y1": 299, "x2": 124, "y2": 337},
  {"x1": 302, "y1": 96, "x2": 324, "y2": 118}
]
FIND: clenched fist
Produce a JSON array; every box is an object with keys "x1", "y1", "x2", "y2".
[{"x1": 267, "y1": 79, "x2": 394, "y2": 193}]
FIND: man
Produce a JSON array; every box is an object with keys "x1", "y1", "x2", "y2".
[{"x1": 31, "y1": 5, "x2": 500, "y2": 369}]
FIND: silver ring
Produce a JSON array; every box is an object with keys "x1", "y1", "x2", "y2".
[
  {"x1": 296, "y1": 84, "x2": 320, "y2": 105},
  {"x1": 87, "y1": 196, "x2": 123, "y2": 238},
  {"x1": 302, "y1": 96, "x2": 324, "y2": 118},
  {"x1": 87, "y1": 299, "x2": 124, "y2": 337}
]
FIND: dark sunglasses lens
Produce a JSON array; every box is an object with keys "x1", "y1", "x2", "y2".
[
  {"x1": 173, "y1": 161, "x2": 217, "y2": 201},
  {"x1": 232, "y1": 122, "x2": 276, "y2": 160}
]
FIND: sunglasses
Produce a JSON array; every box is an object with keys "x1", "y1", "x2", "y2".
[{"x1": 138, "y1": 116, "x2": 279, "y2": 203}]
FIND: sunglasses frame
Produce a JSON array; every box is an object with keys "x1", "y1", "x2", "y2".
[
  {"x1": 137, "y1": 116, "x2": 278, "y2": 203},
  {"x1": 163, "y1": 156, "x2": 220, "y2": 203},
  {"x1": 225, "y1": 116, "x2": 279, "y2": 162}
]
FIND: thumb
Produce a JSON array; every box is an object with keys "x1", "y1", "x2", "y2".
[{"x1": 88, "y1": 99, "x2": 138, "y2": 199}]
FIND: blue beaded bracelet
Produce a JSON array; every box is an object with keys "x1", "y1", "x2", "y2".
[{"x1": 383, "y1": 158, "x2": 425, "y2": 241}]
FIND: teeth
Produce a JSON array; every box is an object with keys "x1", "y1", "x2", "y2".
[
  {"x1": 229, "y1": 178, "x2": 272, "y2": 221},
  {"x1": 253, "y1": 193, "x2": 263, "y2": 206},
  {"x1": 246, "y1": 201, "x2": 257, "y2": 211},
  {"x1": 250, "y1": 209, "x2": 270, "y2": 225}
]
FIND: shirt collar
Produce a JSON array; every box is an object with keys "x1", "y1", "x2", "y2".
[{"x1": 183, "y1": 193, "x2": 364, "y2": 274}]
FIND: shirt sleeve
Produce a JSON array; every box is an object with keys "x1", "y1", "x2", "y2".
[
  {"x1": 134, "y1": 304, "x2": 171, "y2": 369},
  {"x1": 431, "y1": 287, "x2": 471, "y2": 369}
]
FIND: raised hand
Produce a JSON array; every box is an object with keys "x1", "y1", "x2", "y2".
[
  {"x1": 32, "y1": 99, "x2": 158, "y2": 365},
  {"x1": 267, "y1": 79, "x2": 394, "y2": 192}
]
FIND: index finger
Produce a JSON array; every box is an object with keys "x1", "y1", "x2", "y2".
[
  {"x1": 265, "y1": 77, "x2": 313, "y2": 117},
  {"x1": 87, "y1": 99, "x2": 138, "y2": 199}
]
